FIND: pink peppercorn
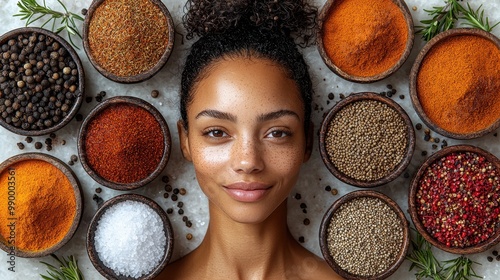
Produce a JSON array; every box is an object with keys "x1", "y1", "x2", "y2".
[{"x1": 416, "y1": 152, "x2": 500, "y2": 248}]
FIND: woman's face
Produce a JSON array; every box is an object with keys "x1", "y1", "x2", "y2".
[{"x1": 179, "y1": 57, "x2": 311, "y2": 224}]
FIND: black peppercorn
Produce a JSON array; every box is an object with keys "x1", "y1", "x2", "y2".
[
  {"x1": 294, "y1": 193, "x2": 301, "y2": 200},
  {"x1": 165, "y1": 185, "x2": 173, "y2": 192},
  {"x1": 161, "y1": 175, "x2": 169, "y2": 183},
  {"x1": 303, "y1": 218, "x2": 310, "y2": 225},
  {"x1": 171, "y1": 194, "x2": 178, "y2": 201},
  {"x1": 298, "y1": 236, "x2": 305, "y2": 243},
  {"x1": 16, "y1": 142, "x2": 25, "y2": 150},
  {"x1": 34, "y1": 141, "x2": 42, "y2": 149},
  {"x1": 166, "y1": 208, "x2": 173, "y2": 214},
  {"x1": 173, "y1": 188, "x2": 179, "y2": 195},
  {"x1": 151, "y1": 89, "x2": 159, "y2": 98}
]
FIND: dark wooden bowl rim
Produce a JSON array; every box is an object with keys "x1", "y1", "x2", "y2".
[
  {"x1": 319, "y1": 190, "x2": 410, "y2": 280},
  {"x1": 77, "y1": 96, "x2": 171, "y2": 190},
  {"x1": 82, "y1": 0, "x2": 175, "y2": 84},
  {"x1": 409, "y1": 28, "x2": 500, "y2": 140},
  {"x1": 86, "y1": 193, "x2": 174, "y2": 280},
  {"x1": 319, "y1": 92, "x2": 415, "y2": 188},
  {"x1": 408, "y1": 145, "x2": 500, "y2": 254},
  {"x1": 0, "y1": 27, "x2": 85, "y2": 136},
  {"x1": 0, "y1": 152, "x2": 83, "y2": 258},
  {"x1": 317, "y1": 0, "x2": 414, "y2": 83}
]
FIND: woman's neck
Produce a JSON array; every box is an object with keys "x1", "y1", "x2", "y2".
[{"x1": 197, "y1": 200, "x2": 294, "y2": 279}]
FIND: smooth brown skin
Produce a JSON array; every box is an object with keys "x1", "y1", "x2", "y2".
[{"x1": 158, "y1": 57, "x2": 342, "y2": 280}]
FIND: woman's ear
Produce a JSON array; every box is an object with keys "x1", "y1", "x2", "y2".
[
  {"x1": 304, "y1": 121, "x2": 313, "y2": 162},
  {"x1": 177, "y1": 120, "x2": 192, "y2": 162}
]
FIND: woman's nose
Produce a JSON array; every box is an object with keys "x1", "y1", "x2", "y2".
[{"x1": 231, "y1": 136, "x2": 264, "y2": 174}]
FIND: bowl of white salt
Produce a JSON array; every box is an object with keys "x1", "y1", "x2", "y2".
[{"x1": 86, "y1": 194, "x2": 174, "y2": 279}]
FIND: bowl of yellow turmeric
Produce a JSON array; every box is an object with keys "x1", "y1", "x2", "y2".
[{"x1": 0, "y1": 153, "x2": 83, "y2": 257}]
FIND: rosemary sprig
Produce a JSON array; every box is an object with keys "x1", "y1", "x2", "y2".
[
  {"x1": 406, "y1": 229, "x2": 443, "y2": 280},
  {"x1": 40, "y1": 254, "x2": 84, "y2": 280},
  {"x1": 442, "y1": 256, "x2": 482, "y2": 280},
  {"x1": 460, "y1": 3, "x2": 500, "y2": 32},
  {"x1": 416, "y1": 0, "x2": 499, "y2": 41},
  {"x1": 14, "y1": 0, "x2": 83, "y2": 49},
  {"x1": 406, "y1": 229, "x2": 483, "y2": 280}
]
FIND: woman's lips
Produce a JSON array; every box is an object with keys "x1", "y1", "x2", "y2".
[{"x1": 223, "y1": 182, "x2": 270, "y2": 202}]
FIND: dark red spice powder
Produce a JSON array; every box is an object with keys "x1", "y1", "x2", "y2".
[
  {"x1": 416, "y1": 152, "x2": 500, "y2": 248},
  {"x1": 84, "y1": 103, "x2": 164, "y2": 183}
]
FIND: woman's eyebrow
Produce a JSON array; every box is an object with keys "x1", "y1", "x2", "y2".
[
  {"x1": 195, "y1": 109, "x2": 237, "y2": 121},
  {"x1": 257, "y1": 109, "x2": 300, "y2": 122}
]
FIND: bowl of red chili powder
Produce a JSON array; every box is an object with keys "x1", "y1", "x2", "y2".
[
  {"x1": 317, "y1": 0, "x2": 414, "y2": 83},
  {"x1": 409, "y1": 145, "x2": 500, "y2": 254},
  {"x1": 410, "y1": 28, "x2": 500, "y2": 139},
  {"x1": 82, "y1": 0, "x2": 175, "y2": 83},
  {"x1": 78, "y1": 96, "x2": 171, "y2": 190},
  {"x1": 0, "y1": 153, "x2": 83, "y2": 257}
]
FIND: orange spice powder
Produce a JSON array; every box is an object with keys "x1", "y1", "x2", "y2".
[
  {"x1": 417, "y1": 35, "x2": 500, "y2": 134},
  {"x1": 322, "y1": 0, "x2": 408, "y2": 77},
  {"x1": 0, "y1": 160, "x2": 76, "y2": 252},
  {"x1": 88, "y1": 0, "x2": 169, "y2": 77}
]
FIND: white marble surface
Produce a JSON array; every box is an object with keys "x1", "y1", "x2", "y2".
[{"x1": 0, "y1": 0, "x2": 499, "y2": 279}]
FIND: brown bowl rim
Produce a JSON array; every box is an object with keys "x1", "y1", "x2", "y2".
[
  {"x1": 409, "y1": 28, "x2": 500, "y2": 139},
  {"x1": 86, "y1": 193, "x2": 174, "y2": 280},
  {"x1": 0, "y1": 152, "x2": 83, "y2": 258},
  {"x1": 319, "y1": 190, "x2": 410, "y2": 279},
  {"x1": 0, "y1": 27, "x2": 85, "y2": 136},
  {"x1": 317, "y1": 0, "x2": 414, "y2": 83},
  {"x1": 408, "y1": 144, "x2": 500, "y2": 254},
  {"x1": 77, "y1": 96, "x2": 171, "y2": 190},
  {"x1": 82, "y1": 0, "x2": 175, "y2": 84},
  {"x1": 319, "y1": 92, "x2": 415, "y2": 187}
]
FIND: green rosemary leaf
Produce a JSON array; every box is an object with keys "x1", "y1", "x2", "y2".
[
  {"x1": 416, "y1": 0, "x2": 499, "y2": 41},
  {"x1": 13, "y1": 0, "x2": 83, "y2": 49}
]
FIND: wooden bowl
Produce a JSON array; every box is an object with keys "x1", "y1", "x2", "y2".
[
  {"x1": 78, "y1": 96, "x2": 171, "y2": 190},
  {"x1": 319, "y1": 190, "x2": 410, "y2": 279},
  {"x1": 82, "y1": 0, "x2": 175, "y2": 83},
  {"x1": 409, "y1": 28, "x2": 500, "y2": 139},
  {"x1": 408, "y1": 145, "x2": 500, "y2": 254},
  {"x1": 319, "y1": 92, "x2": 415, "y2": 187},
  {"x1": 317, "y1": 0, "x2": 414, "y2": 83},
  {"x1": 0, "y1": 27, "x2": 85, "y2": 136},
  {"x1": 0, "y1": 153, "x2": 83, "y2": 257},
  {"x1": 87, "y1": 194, "x2": 174, "y2": 280}
]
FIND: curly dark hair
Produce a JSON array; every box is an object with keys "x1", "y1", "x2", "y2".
[{"x1": 180, "y1": 0, "x2": 317, "y2": 131}]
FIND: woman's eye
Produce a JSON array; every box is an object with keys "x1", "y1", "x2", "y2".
[
  {"x1": 207, "y1": 129, "x2": 227, "y2": 138},
  {"x1": 267, "y1": 130, "x2": 289, "y2": 138}
]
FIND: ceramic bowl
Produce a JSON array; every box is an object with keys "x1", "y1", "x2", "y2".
[
  {"x1": 87, "y1": 193, "x2": 174, "y2": 280},
  {"x1": 0, "y1": 153, "x2": 83, "y2": 257},
  {"x1": 409, "y1": 28, "x2": 500, "y2": 139},
  {"x1": 0, "y1": 27, "x2": 85, "y2": 136},
  {"x1": 78, "y1": 96, "x2": 171, "y2": 190},
  {"x1": 319, "y1": 190, "x2": 410, "y2": 279},
  {"x1": 82, "y1": 0, "x2": 175, "y2": 83},
  {"x1": 319, "y1": 92, "x2": 415, "y2": 187},
  {"x1": 408, "y1": 145, "x2": 500, "y2": 254},
  {"x1": 317, "y1": 0, "x2": 414, "y2": 83}
]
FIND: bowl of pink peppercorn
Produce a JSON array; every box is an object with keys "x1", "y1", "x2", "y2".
[{"x1": 409, "y1": 145, "x2": 500, "y2": 254}]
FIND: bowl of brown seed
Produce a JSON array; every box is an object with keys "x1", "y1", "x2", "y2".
[
  {"x1": 319, "y1": 92, "x2": 415, "y2": 187},
  {"x1": 82, "y1": 0, "x2": 175, "y2": 84},
  {"x1": 319, "y1": 190, "x2": 410, "y2": 279},
  {"x1": 408, "y1": 145, "x2": 500, "y2": 255},
  {"x1": 0, "y1": 27, "x2": 85, "y2": 136}
]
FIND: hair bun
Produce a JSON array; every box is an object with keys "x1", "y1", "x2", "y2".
[{"x1": 183, "y1": 0, "x2": 317, "y2": 45}]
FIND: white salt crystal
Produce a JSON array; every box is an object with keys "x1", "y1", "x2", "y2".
[{"x1": 94, "y1": 200, "x2": 167, "y2": 278}]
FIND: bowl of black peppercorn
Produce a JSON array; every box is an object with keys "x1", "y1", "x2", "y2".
[{"x1": 0, "y1": 27, "x2": 85, "y2": 136}]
